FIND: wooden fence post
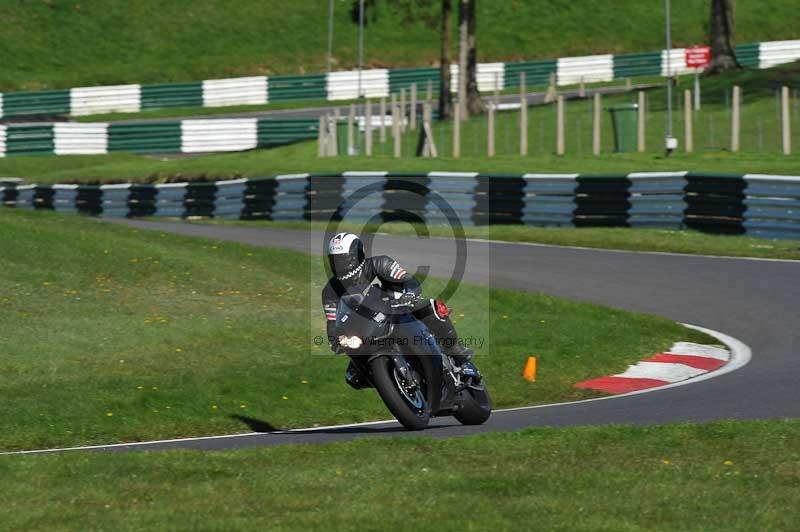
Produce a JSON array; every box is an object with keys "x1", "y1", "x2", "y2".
[
  {"x1": 782, "y1": 86, "x2": 791, "y2": 155},
  {"x1": 637, "y1": 91, "x2": 646, "y2": 152},
  {"x1": 546, "y1": 72, "x2": 557, "y2": 103},
  {"x1": 400, "y1": 88, "x2": 407, "y2": 133},
  {"x1": 520, "y1": 72, "x2": 528, "y2": 156},
  {"x1": 379, "y1": 97, "x2": 387, "y2": 143},
  {"x1": 592, "y1": 93, "x2": 601, "y2": 155},
  {"x1": 393, "y1": 103, "x2": 402, "y2": 158},
  {"x1": 347, "y1": 104, "x2": 355, "y2": 156},
  {"x1": 684, "y1": 90, "x2": 693, "y2": 153},
  {"x1": 556, "y1": 95, "x2": 565, "y2": 155},
  {"x1": 317, "y1": 114, "x2": 325, "y2": 157},
  {"x1": 488, "y1": 100, "x2": 495, "y2": 157},
  {"x1": 453, "y1": 100, "x2": 461, "y2": 158},
  {"x1": 365, "y1": 99, "x2": 373, "y2": 156},
  {"x1": 410, "y1": 83, "x2": 418, "y2": 130},
  {"x1": 731, "y1": 86, "x2": 740, "y2": 152}
]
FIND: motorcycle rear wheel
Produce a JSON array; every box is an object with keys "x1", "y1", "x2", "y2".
[
  {"x1": 453, "y1": 385, "x2": 492, "y2": 425},
  {"x1": 370, "y1": 356, "x2": 430, "y2": 430}
]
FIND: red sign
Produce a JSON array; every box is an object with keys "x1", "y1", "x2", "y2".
[{"x1": 685, "y1": 46, "x2": 711, "y2": 68}]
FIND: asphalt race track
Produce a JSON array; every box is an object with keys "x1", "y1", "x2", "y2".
[{"x1": 31, "y1": 220, "x2": 800, "y2": 453}]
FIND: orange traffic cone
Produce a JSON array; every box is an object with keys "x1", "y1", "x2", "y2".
[{"x1": 522, "y1": 356, "x2": 537, "y2": 382}]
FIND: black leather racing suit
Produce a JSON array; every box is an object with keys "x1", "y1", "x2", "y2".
[{"x1": 322, "y1": 255, "x2": 465, "y2": 357}]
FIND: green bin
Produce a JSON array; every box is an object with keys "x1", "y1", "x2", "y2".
[{"x1": 608, "y1": 103, "x2": 639, "y2": 153}]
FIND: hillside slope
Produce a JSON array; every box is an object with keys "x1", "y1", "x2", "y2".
[{"x1": 1, "y1": 0, "x2": 798, "y2": 91}]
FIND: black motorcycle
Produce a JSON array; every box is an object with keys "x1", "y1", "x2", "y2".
[{"x1": 333, "y1": 285, "x2": 491, "y2": 430}]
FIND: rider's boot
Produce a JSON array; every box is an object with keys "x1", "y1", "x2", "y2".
[{"x1": 345, "y1": 360, "x2": 370, "y2": 390}]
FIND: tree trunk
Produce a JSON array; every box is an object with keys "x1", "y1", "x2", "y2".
[
  {"x1": 465, "y1": 0, "x2": 484, "y2": 114},
  {"x1": 438, "y1": 0, "x2": 453, "y2": 121},
  {"x1": 707, "y1": 0, "x2": 740, "y2": 74},
  {"x1": 457, "y1": 0, "x2": 469, "y2": 119}
]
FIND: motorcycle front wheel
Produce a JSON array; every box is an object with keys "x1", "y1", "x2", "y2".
[
  {"x1": 370, "y1": 356, "x2": 430, "y2": 430},
  {"x1": 453, "y1": 385, "x2": 492, "y2": 425}
]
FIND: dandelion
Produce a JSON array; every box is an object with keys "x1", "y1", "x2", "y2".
[
  {"x1": 106, "y1": 412, "x2": 113, "y2": 417},
  {"x1": 301, "y1": 380, "x2": 309, "y2": 384},
  {"x1": 212, "y1": 405, "x2": 218, "y2": 410},
  {"x1": 724, "y1": 460, "x2": 733, "y2": 466},
  {"x1": 662, "y1": 459, "x2": 670, "y2": 465},
  {"x1": 240, "y1": 404, "x2": 247, "y2": 409},
  {"x1": 42, "y1": 282, "x2": 50, "y2": 286},
  {"x1": 502, "y1": 315, "x2": 509, "y2": 319},
  {"x1": 137, "y1": 386, "x2": 144, "y2": 390},
  {"x1": 152, "y1": 386, "x2": 158, "y2": 391},
  {"x1": 175, "y1": 348, "x2": 182, "y2": 353},
  {"x1": 282, "y1": 396, "x2": 289, "y2": 400}
]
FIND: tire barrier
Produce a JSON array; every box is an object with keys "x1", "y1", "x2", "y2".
[
  {"x1": 0, "y1": 118, "x2": 317, "y2": 157},
  {"x1": 0, "y1": 40, "x2": 796, "y2": 119},
  {"x1": 1, "y1": 172, "x2": 799, "y2": 240}
]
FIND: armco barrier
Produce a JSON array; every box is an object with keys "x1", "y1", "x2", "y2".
[
  {"x1": 0, "y1": 117, "x2": 318, "y2": 157},
  {"x1": 2, "y1": 172, "x2": 799, "y2": 240},
  {"x1": 2, "y1": 40, "x2": 799, "y2": 119}
]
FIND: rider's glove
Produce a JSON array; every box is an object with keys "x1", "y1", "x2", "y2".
[
  {"x1": 391, "y1": 291, "x2": 417, "y2": 309},
  {"x1": 329, "y1": 335, "x2": 344, "y2": 354}
]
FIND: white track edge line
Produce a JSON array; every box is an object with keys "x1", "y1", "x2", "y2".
[
  {"x1": 0, "y1": 324, "x2": 750, "y2": 456},
  {"x1": 433, "y1": 235, "x2": 799, "y2": 264}
]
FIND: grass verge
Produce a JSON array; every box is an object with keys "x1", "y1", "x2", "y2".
[
  {"x1": 0, "y1": 208, "x2": 713, "y2": 451},
  {"x1": 1, "y1": 420, "x2": 798, "y2": 530},
  {"x1": 214, "y1": 220, "x2": 800, "y2": 260},
  {"x1": 2, "y1": 1, "x2": 798, "y2": 91}
]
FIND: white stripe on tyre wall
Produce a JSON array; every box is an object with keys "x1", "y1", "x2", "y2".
[{"x1": 70, "y1": 84, "x2": 141, "y2": 116}]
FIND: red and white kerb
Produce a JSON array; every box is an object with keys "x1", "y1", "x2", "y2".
[{"x1": 574, "y1": 342, "x2": 730, "y2": 394}]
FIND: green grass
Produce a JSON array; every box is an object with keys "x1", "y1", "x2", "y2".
[
  {"x1": 0, "y1": 208, "x2": 714, "y2": 451},
  {"x1": 2, "y1": 1, "x2": 799, "y2": 91},
  {"x1": 3, "y1": 63, "x2": 800, "y2": 183},
  {"x1": 3, "y1": 146, "x2": 800, "y2": 185},
  {"x1": 208, "y1": 220, "x2": 800, "y2": 260},
  {"x1": 2, "y1": 420, "x2": 799, "y2": 530}
]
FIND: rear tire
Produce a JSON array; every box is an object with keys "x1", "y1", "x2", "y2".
[
  {"x1": 453, "y1": 386, "x2": 492, "y2": 425},
  {"x1": 370, "y1": 356, "x2": 430, "y2": 430}
]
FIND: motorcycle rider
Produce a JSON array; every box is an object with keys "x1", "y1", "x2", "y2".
[{"x1": 322, "y1": 232, "x2": 474, "y2": 389}]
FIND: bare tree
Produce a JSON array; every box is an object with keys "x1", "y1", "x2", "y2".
[
  {"x1": 707, "y1": 0, "x2": 740, "y2": 74},
  {"x1": 465, "y1": 0, "x2": 483, "y2": 114},
  {"x1": 438, "y1": 0, "x2": 453, "y2": 120}
]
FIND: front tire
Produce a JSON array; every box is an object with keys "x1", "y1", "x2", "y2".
[
  {"x1": 370, "y1": 356, "x2": 430, "y2": 430},
  {"x1": 453, "y1": 386, "x2": 492, "y2": 425}
]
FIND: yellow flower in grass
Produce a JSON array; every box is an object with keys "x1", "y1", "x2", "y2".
[
  {"x1": 662, "y1": 459, "x2": 670, "y2": 465},
  {"x1": 175, "y1": 348, "x2": 182, "y2": 353},
  {"x1": 282, "y1": 396, "x2": 289, "y2": 400},
  {"x1": 106, "y1": 412, "x2": 113, "y2": 417},
  {"x1": 724, "y1": 460, "x2": 733, "y2": 466}
]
